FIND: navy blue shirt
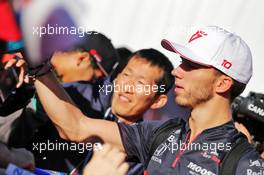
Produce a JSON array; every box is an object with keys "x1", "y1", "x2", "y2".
[
  {"x1": 63, "y1": 77, "x2": 113, "y2": 118},
  {"x1": 118, "y1": 118, "x2": 264, "y2": 175}
]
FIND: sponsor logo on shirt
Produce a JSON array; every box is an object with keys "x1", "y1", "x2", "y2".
[
  {"x1": 154, "y1": 143, "x2": 170, "y2": 157},
  {"x1": 201, "y1": 152, "x2": 220, "y2": 164},
  {"x1": 151, "y1": 130, "x2": 181, "y2": 164},
  {"x1": 151, "y1": 156, "x2": 162, "y2": 164},
  {"x1": 246, "y1": 169, "x2": 264, "y2": 175},
  {"x1": 249, "y1": 160, "x2": 264, "y2": 168},
  {"x1": 187, "y1": 162, "x2": 216, "y2": 175},
  {"x1": 167, "y1": 134, "x2": 177, "y2": 143},
  {"x1": 246, "y1": 159, "x2": 264, "y2": 175}
]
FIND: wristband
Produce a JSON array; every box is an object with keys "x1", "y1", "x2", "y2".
[{"x1": 27, "y1": 61, "x2": 52, "y2": 80}]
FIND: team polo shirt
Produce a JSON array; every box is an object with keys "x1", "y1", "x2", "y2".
[{"x1": 118, "y1": 118, "x2": 264, "y2": 175}]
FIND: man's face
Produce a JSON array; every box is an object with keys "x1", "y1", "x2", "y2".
[
  {"x1": 111, "y1": 56, "x2": 163, "y2": 122},
  {"x1": 172, "y1": 59, "x2": 219, "y2": 108},
  {"x1": 51, "y1": 51, "x2": 94, "y2": 82}
]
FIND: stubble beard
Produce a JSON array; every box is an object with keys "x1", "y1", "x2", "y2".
[{"x1": 175, "y1": 84, "x2": 214, "y2": 108}]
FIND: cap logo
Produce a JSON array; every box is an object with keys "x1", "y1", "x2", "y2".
[
  {"x1": 188, "y1": 30, "x2": 207, "y2": 43},
  {"x1": 221, "y1": 59, "x2": 232, "y2": 69}
]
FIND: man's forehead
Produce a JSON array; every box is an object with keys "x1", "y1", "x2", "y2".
[
  {"x1": 126, "y1": 56, "x2": 163, "y2": 82},
  {"x1": 128, "y1": 56, "x2": 154, "y2": 67}
]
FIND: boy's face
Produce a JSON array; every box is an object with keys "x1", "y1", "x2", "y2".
[{"x1": 111, "y1": 56, "x2": 164, "y2": 121}]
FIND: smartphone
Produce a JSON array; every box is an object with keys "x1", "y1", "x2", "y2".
[{"x1": 0, "y1": 54, "x2": 19, "y2": 104}]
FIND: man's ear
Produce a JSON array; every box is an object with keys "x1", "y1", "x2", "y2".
[
  {"x1": 150, "y1": 94, "x2": 168, "y2": 109},
  {"x1": 77, "y1": 52, "x2": 91, "y2": 66},
  {"x1": 215, "y1": 75, "x2": 233, "y2": 93}
]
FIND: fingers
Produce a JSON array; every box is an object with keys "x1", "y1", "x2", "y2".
[
  {"x1": 24, "y1": 75, "x2": 30, "y2": 83},
  {"x1": 15, "y1": 59, "x2": 26, "y2": 67},
  {"x1": 96, "y1": 143, "x2": 111, "y2": 157},
  {"x1": 107, "y1": 147, "x2": 126, "y2": 168},
  {"x1": 17, "y1": 59, "x2": 27, "y2": 88},
  {"x1": 4, "y1": 58, "x2": 26, "y2": 70},
  {"x1": 113, "y1": 151, "x2": 129, "y2": 175},
  {"x1": 4, "y1": 58, "x2": 17, "y2": 70},
  {"x1": 99, "y1": 144, "x2": 128, "y2": 175},
  {"x1": 4, "y1": 58, "x2": 27, "y2": 88},
  {"x1": 84, "y1": 144, "x2": 129, "y2": 175},
  {"x1": 17, "y1": 64, "x2": 25, "y2": 88}
]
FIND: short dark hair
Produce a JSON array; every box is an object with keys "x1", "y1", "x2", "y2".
[
  {"x1": 110, "y1": 47, "x2": 132, "y2": 80},
  {"x1": 128, "y1": 48, "x2": 174, "y2": 95},
  {"x1": 230, "y1": 80, "x2": 246, "y2": 101},
  {"x1": 214, "y1": 69, "x2": 246, "y2": 101}
]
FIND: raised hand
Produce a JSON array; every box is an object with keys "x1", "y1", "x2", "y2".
[
  {"x1": 83, "y1": 144, "x2": 129, "y2": 175},
  {"x1": 4, "y1": 55, "x2": 29, "y2": 88}
]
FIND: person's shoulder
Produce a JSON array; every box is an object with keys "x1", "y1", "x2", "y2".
[
  {"x1": 135, "y1": 118, "x2": 184, "y2": 133},
  {"x1": 63, "y1": 81, "x2": 95, "y2": 96},
  {"x1": 236, "y1": 149, "x2": 264, "y2": 175},
  {"x1": 63, "y1": 81, "x2": 93, "y2": 88},
  {"x1": 118, "y1": 118, "x2": 184, "y2": 136},
  {"x1": 163, "y1": 117, "x2": 185, "y2": 125},
  {"x1": 137, "y1": 117, "x2": 183, "y2": 125}
]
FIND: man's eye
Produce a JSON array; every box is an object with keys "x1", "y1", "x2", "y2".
[
  {"x1": 182, "y1": 60, "x2": 199, "y2": 69},
  {"x1": 138, "y1": 81, "x2": 144, "y2": 85},
  {"x1": 189, "y1": 62, "x2": 200, "y2": 69},
  {"x1": 123, "y1": 72, "x2": 129, "y2": 76},
  {"x1": 188, "y1": 62, "x2": 195, "y2": 68}
]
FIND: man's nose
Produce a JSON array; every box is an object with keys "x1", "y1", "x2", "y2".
[
  {"x1": 171, "y1": 65, "x2": 184, "y2": 79},
  {"x1": 123, "y1": 78, "x2": 135, "y2": 93},
  {"x1": 50, "y1": 52, "x2": 61, "y2": 66}
]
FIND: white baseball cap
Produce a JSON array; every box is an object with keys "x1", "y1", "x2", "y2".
[{"x1": 161, "y1": 26, "x2": 252, "y2": 84}]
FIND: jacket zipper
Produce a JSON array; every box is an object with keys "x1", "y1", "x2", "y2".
[{"x1": 171, "y1": 131, "x2": 201, "y2": 168}]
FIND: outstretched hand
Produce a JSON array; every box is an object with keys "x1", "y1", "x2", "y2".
[{"x1": 4, "y1": 57, "x2": 29, "y2": 88}]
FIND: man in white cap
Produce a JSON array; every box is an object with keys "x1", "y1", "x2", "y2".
[{"x1": 10, "y1": 26, "x2": 263, "y2": 174}]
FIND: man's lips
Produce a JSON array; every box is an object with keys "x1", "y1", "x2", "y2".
[
  {"x1": 174, "y1": 84, "x2": 184, "y2": 93},
  {"x1": 119, "y1": 94, "x2": 131, "y2": 102}
]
